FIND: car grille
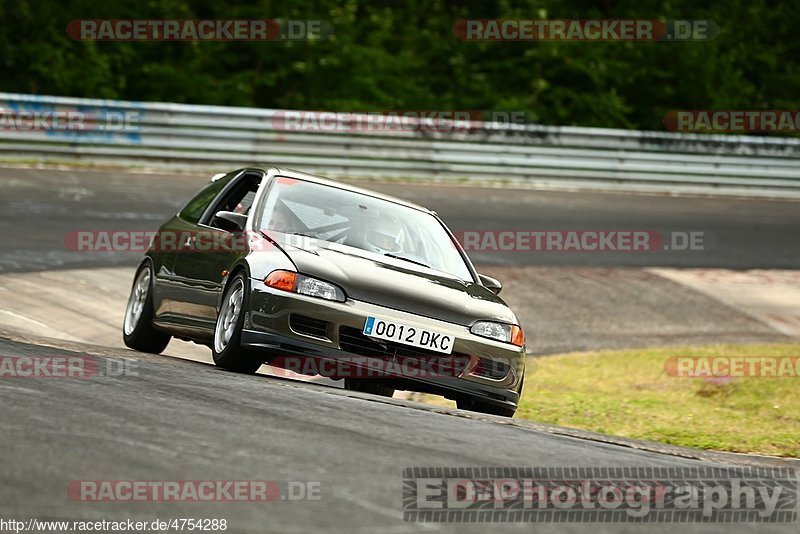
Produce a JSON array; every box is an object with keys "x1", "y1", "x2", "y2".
[
  {"x1": 471, "y1": 358, "x2": 512, "y2": 380},
  {"x1": 289, "y1": 315, "x2": 331, "y2": 340},
  {"x1": 338, "y1": 326, "x2": 469, "y2": 376}
]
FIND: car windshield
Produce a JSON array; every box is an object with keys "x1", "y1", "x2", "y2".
[{"x1": 259, "y1": 177, "x2": 473, "y2": 281}]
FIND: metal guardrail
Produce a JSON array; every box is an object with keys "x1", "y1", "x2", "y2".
[{"x1": 2, "y1": 92, "x2": 800, "y2": 197}]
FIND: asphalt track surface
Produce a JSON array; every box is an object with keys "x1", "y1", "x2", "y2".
[
  {"x1": 1, "y1": 336, "x2": 797, "y2": 534},
  {"x1": 1, "y1": 167, "x2": 799, "y2": 272},
  {"x1": 1, "y1": 166, "x2": 799, "y2": 533}
]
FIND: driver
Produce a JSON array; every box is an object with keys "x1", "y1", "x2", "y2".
[
  {"x1": 367, "y1": 218, "x2": 403, "y2": 254},
  {"x1": 364, "y1": 216, "x2": 404, "y2": 254},
  {"x1": 266, "y1": 202, "x2": 296, "y2": 233},
  {"x1": 341, "y1": 207, "x2": 407, "y2": 255}
]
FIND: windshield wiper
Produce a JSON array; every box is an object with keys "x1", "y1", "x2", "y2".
[
  {"x1": 286, "y1": 231, "x2": 317, "y2": 238},
  {"x1": 384, "y1": 253, "x2": 430, "y2": 269}
]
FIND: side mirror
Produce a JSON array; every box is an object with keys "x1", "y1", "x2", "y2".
[
  {"x1": 478, "y1": 273, "x2": 502, "y2": 295},
  {"x1": 212, "y1": 210, "x2": 247, "y2": 232}
]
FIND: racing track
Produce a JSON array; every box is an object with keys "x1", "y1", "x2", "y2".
[{"x1": 1, "y1": 166, "x2": 799, "y2": 533}]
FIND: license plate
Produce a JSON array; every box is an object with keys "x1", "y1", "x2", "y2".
[{"x1": 363, "y1": 317, "x2": 453, "y2": 355}]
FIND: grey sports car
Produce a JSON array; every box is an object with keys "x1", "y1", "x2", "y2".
[{"x1": 123, "y1": 167, "x2": 526, "y2": 416}]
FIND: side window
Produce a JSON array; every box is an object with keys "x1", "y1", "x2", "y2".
[
  {"x1": 205, "y1": 173, "x2": 263, "y2": 227},
  {"x1": 178, "y1": 172, "x2": 238, "y2": 224}
]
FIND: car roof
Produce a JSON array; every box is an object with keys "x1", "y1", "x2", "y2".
[{"x1": 246, "y1": 167, "x2": 434, "y2": 214}]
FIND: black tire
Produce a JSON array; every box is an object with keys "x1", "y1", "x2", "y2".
[
  {"x1": 457, "y1": 397, "x2": 516, "y2": 418},
  {"x1": 343, "y1": 378, "x2": 395, "y2": 397},
  {"x1": 212, "y1": 273, "x2": 262, "y2": 374},
  {"x1": 123, "y1": 263, "x2": 171, "y2": 354}
]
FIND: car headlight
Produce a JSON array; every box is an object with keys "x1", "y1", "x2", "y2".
[
  {"x1": 264, "y1": 270, "x2": 346, "y2": 302},
  {"x1": 296, "y1": 276, "x2": 344, "y2": 301},
  {"x1": 470, "y1": 321, "x2": 525, "y2": 347}
]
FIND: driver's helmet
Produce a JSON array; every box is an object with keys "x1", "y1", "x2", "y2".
[{"x1": 364, "y1": 216, "x2": 403, "y2": 254}]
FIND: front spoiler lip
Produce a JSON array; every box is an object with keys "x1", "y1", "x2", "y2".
[{"x1": 240, "y1": 329, "x2": 520, "y2": 410}]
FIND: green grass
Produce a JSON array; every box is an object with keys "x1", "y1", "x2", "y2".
[{"x1": 517, "y1": 344, "x2": 800, "y2": 457}]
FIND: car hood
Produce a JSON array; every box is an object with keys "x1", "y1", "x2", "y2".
[{"x1": 276, "y1": 240, "x2": 516, "y2": 326}]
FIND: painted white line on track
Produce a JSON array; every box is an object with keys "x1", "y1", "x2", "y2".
[{"x1": 0, "y1": 309, "x2": 49, "y2": 329}]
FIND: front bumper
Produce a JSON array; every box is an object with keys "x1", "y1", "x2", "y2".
[{"x1": 243, "y1": 279, "x2": 525, "y2": 410}]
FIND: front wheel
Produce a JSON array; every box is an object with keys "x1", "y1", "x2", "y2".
[
  {"x1": 123, "y1": 263, "x2": 170, "y2": 354},
  {"x1": 212, "y1": 273, "x2": 262, "y2": 374},
  {"x1": 457, "y1": 397, "x2": 516, "y2": 418}
]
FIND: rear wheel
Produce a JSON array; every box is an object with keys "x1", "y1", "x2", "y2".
[
  {"x1": 343, "y1": 378, "x2": 394, "y2": 397},
  {"x1": 212, "y1": 273, "x2": 262, "y2": 374},
  {"x1": 457, "y1": 397, "x2": 516, "y2": 418},
  {"x1": 123, "y1": 263, "x2": 170, "y2": 354}
]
